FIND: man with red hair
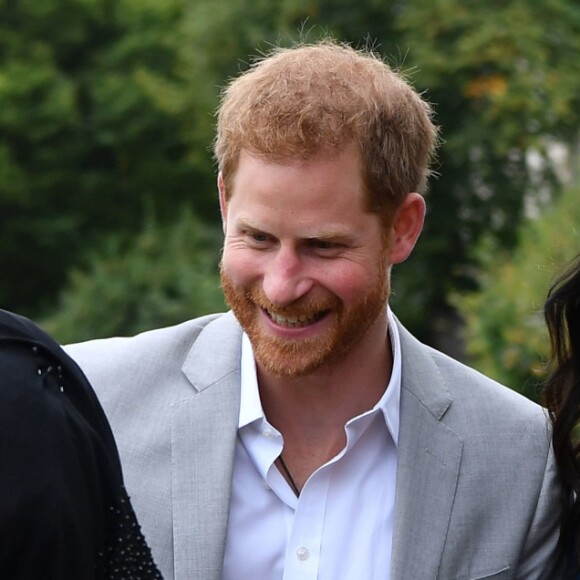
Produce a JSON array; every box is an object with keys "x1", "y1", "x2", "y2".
[{"x1": 68, "y1": 40, "x2": 563, "y2": 579}]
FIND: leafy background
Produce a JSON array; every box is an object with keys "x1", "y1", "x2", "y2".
[{"x1": 2, "y1": 0, "x2": 580, "y2": 399}]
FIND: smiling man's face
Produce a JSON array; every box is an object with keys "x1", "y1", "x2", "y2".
[{"x1": 219, "y1": 145, "x2": 390, "y2": 378}]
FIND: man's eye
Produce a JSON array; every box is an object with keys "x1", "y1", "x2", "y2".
[
  {"x1": 311, "y1": 240, "x2": 339, "y2": 250},
  {"x1": 251, "y1": 233, "x2": 268, "y2": 242},
  {"x1": 245, "y1": 231, "x2": 272, "y2": 244}
]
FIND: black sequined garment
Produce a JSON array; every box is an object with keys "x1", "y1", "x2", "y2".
[{"x1": 0, "y1": 310, "x2": 163, "y2": 579}]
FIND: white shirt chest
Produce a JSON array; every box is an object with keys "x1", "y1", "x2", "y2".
[{"x1": 222, "y1": 313, "x2": 401, "y2": 580}]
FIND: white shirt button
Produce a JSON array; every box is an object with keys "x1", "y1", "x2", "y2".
[
  {"x1": 296, "y1": 547, "x2": 310, "y2": 561},
  {"x1": 262, "y1": 428, "x2": 277, "y2": 439}
]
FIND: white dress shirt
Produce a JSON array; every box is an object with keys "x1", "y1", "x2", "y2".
[{"x1": 222, "y1": 309, "x2": 401, "y2": 580}]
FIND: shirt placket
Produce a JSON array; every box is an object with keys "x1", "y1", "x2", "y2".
[{"x1": 282, "y1": 465, "x2": 331, "y2": 580}]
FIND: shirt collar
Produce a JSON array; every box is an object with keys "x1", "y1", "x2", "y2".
[
  {"x1": 238, "y1": 308, "x2": 402, "y2": 445},
  {"x1": 239, "y1": 332, "x2": 263, "y2": 428}
]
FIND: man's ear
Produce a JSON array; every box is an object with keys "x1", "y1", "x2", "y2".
[
  {"x1": 218, "y1": 172, "x2": 228, "y2": 234},
  {"x1": 387, "y1": 193, "x2": 426, "y2": 265}
]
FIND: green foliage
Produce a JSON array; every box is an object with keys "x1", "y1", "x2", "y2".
[
  {"x1": 0, "y1": 0, "x2": 206, "y2": 314},
  {"x1": 41, "y1": 210, "x2": 225, "y2": 343},
  {"x1": 3, "y1": 0, "x2": 580, "y2": 351},
  {"x1": 172, "y1": 0, "x2": 580, "y2": 345},
  {"x1": 454, "y1": 184, "x2": 580, "y2": 399},
  {"x1": 389, "y1": 0, "x2": 580, "y2": 342}
]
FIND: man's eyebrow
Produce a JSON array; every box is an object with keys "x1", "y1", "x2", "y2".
[
  {"x1": 307, "y1": 229, "x2": 357, "y2": 242},
  {"x1": 235, "y1": 218, "x2": 265, "y2": 232}
]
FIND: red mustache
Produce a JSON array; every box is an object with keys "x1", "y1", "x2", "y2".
[{"x1": 244, "y1": 287, "x2": 341, "y2": 318}]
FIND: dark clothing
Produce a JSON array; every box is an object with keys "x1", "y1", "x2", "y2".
[{"x1": 0, "y1": 310, "x2": 162, "y2": 579}]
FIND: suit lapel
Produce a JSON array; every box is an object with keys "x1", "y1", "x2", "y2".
[
  {"x1": 171, "y1": 313, "x2": 242, "y2": 579},
  {"x1": 166, "y1": 313, "x2": 463, "y2": 578},
  {"x1": 390, "y1": 320, "x2": 463, "y2": 580}
]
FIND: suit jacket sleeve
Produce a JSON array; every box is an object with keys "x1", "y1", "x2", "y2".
[{"x1": 517, "y1": 440, "x2": 564, "y2": 579}]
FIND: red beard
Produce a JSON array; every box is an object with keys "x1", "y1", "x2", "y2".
[{"x1": 220, "y1": 264, "x2": 389, "y2": 377}]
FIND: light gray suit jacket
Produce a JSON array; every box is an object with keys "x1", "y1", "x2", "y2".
[{"x1": 67, "y1": 312, "x2": 563, "y2": 579}]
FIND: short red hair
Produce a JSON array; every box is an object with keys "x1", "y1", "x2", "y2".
[{"x1": 214, "y1": 40, "x2": 439, "y2": 224}]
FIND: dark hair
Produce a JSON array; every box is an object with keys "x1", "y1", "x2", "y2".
[
  {"x1": 544, "y1": 255, "x2": 580, "y2": 570},
  {"x1": 0, "y1": 310, "x2": 162, "y2": 579}
]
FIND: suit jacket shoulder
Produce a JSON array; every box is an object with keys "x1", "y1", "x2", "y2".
[
  {"x1": 392, "y1": 318, "x2": 562, "y2": 580},
  {"x1": 399, "y1": 319, "x2": 547, "y2": 426},
  {"x1": 66, "y1": 312, "x2": 243, "y2": 579}
]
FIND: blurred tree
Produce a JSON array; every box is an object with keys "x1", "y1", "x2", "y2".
[
  {"x1": 0, "y1": 0, "x2": 209, "y2": 315},
  {"x1": 453, "y1": 183, "x2": 580, "y2": 400},
  {"x1": 4, "y1": 0, "x2": 580, "y2": 350},
  {"x1": 167, "y1": 0, "x2": 580, "y2": 347},
  {"x1": 41, "y1": 209, "x2": 225, "y2": 343},
  {"x1": 390, "y1": 0, "x2": 580, "y2": 344}
]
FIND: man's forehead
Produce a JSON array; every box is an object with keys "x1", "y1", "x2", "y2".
[{"x1": 238, "y1": 142, "x2": 360, "y2": 167}]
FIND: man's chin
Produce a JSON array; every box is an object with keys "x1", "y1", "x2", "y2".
[
  {"x1": 251, "y1": 337, "x2": 336, "y2": 378},
  {"x1": 255, "y1": 356, "x2": 325, "y2": 378}
]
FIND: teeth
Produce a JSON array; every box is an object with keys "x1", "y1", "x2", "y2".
[{"x1": 268, "y1": 311, "x2": 319, "y2": 327}]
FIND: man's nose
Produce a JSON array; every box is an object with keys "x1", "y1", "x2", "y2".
[{"x1": 262, "y1": 247, "x2": 314, "y2": 306}]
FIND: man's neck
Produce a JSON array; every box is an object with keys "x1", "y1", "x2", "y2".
[{"x1": 256, "y1": 316, "x2": 393, "y2": 488}]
